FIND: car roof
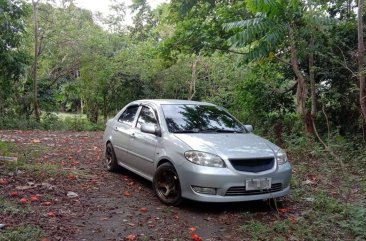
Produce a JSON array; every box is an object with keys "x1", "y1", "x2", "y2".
[{"x1": 131, "y1": 99, "x2": 216, "y2": 106}]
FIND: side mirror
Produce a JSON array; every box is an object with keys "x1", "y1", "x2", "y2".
[
  {"x1": 244, "y1": 125, "x2": 253, "y2": 133},
  {"x1": 141, "y1": 124, "x2": 161, "y2": 137}
]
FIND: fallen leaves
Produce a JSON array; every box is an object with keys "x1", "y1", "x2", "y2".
[
  {"x1": 0, "y1": 178, "x2": 9, "y2": 185},
  {"x1": 16, "y1": 185, "x2": 35, "y2": 190},
  {"x1": 289, "y1": 216, "x2": 297, "y2": 222},
  {"x1": 278, "y1": 208, "x2": 287, "y2": 214},
  {"x1": 9, "y1": 191, "x2": 19, "y2": 197},
  {"x1": 139, "y1": 207, "x2": 148, "y2": 213},
  {"x1": 123, "y1": 191, "x2": 131, "y2": 197},
  {"x1": 189, "y1": 227, "x2": 197, "y2": 233},
  {"x1": 67, "y1": 191, "x2": 79, "y2": 198},
  {"x1": 30, "y1": 195, "x2": 39, "y2": 202},
  {"x1": 191, "y1": 233, "x2": 202, "y2": 241},
  {"x1": 47, "y1": 212, "x2": 56, "y2": 218},
  {"x1": 67, "y1": 173, "x2": 77, "y2": 180},
  {"x1": 126, "y1": 234, "x2": 136, "y2": 241},
  {"x1": 19, "y1": 197, "x2": 28, "y2": 204},
  {"x1": 189, "y1": 227, "x2": 202, "y2": 241}
]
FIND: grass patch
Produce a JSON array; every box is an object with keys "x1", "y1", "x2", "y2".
[
  {"x1": 0, "y1": 197, "x2": 28, "y2": 216},
  {"x1": 0, "y1": 112, "x2": 106, "y2": 131},
  {"x1": 241, "y1": 220, "x2": 270, "y2": 240},
  {"x1": 0, "y1": 225, "x2": 44, "y2": 241},
  {"x1": 0, "y1": 140, "x2": 66, "y2": 178}
]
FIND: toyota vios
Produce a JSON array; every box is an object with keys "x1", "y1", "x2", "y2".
[{"x1": 103, "y1": 99, "x2": 292, "y2": 205}]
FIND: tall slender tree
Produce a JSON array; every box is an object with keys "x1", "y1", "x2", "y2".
[
  {"x1": 31, "y1": 0, "x2": 40, "y2": 121},
  {"x1": 358, "y1": 0, "x2": 366, "y2": 123}
]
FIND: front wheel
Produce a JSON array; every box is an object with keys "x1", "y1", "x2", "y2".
[{"x1": 153, "y1": 163, "x2": 182, "y2": 206}]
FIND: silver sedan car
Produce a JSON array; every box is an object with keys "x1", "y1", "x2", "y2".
[{"x1": 103, "y1": 99, "x2": 292, "y2": 205}]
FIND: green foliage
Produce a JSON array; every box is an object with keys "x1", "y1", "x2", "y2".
[
  {"x1": 341, "y1": 206, "x2": 366, "y2": 239},
  {"x1": 0, "y1": 197, "x2": 27, "y2": 216},
  {"x1": 161, "y1": 0, "x2": 249, "y2": 57},
  {"x1": 0, "y1": 225, "x2": 44, "y2": 241},
  {"x1": 0, "y1": 0, "x2": 30, "y2": 118},
  {"x1": 241, "y1": 220, "x2": 270, "y2": 240}
]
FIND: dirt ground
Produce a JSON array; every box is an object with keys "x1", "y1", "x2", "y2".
[{"x1": 0, "y1": 130, "x2": 284, "y2": 241}]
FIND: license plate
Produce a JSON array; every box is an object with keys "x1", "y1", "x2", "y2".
[{"x1": 245, "y1": 178, "x2": 272, "y2": 191}]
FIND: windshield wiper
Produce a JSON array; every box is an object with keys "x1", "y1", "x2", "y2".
[
  {"x1": 172, "y1": 129, "x2": 200, "y2": 133},
  {"x1": 200, "y1": 128, "x2": 243, "y2": 133}
]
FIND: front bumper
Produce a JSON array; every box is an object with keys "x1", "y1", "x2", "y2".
[{"x1": 178, "y1": 162, "x2": 292, "y2": 202}]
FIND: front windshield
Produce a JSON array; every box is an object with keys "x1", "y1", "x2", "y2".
[{"x1": 161, "y1": 104, "x2": 244, "y2": 133}]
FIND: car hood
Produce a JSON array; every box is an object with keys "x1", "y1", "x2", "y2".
[{"x1": 174, "y1": 133, "x2": 276, "y2": 159}]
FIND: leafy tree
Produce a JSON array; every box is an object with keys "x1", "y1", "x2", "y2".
[
  {"x1": 129, "y1": 0, "x2": 156, "y2": 41},
  {"x1": 0, "y1": 0, "x2": 30, "y2": 118},
  {"x1": 224, "y1": 0, "x2": 335, "y2": 134},
  {"x1": 161, "y1": 0, "x2": 248, "y2": 59}
]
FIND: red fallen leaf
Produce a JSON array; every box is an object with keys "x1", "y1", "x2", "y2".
[
  {"x1": 10, "y1": 191, "x2": 19, "y2": 197},
  {"x1": 0, "y1": 178, "x2": 8, "y2": 185},
  {"x1": 289, "y1": 216, "x2": 297, "y2": 222},
  {"x1": 126, "y1": 234, "x2": 136, "y2": 241},
  {"x1": 41, "y1": 238, "x2": 49, "y2": 241},
  {"x1": 191, "y1": 233, "x2": 202, "y2": 241},
  {"x1": 89, "y1": 179, "x2": 97, "y2": 184},
  {"x1": 20, "y1": 198, "x2": 28, "y2": 204},
  {"x1": 47, "y1": 212, "x2": 56, "y2": 217},
  {"x1": 32, "y1": 139, "x2": 41, "y2": 143},
  {"x1": 43, "y1": 201, "x2": 52, "y2": 206},
  {"x1": 139, "y1": 207, "x2": 148, "y2": 213},
  {"x1": 123, "y1": 191, "x2": 131, "y2": 197},
  {"x1": 31, "y1": 195, "x2": 39, "y2": 202},
  {"x1": 189, "y1": 227, "x2": 197, "y2": 233},
  {"x1": 68, "y1": 173, "x2": 77, "y2": 180},
  {"x1": 127, "y1": 181, "x2": 135, "y2": 186},
  {"x1": 278, "y1": 208, "x2": 287, "y2": 214}
]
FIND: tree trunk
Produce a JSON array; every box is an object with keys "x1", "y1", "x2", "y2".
[
  {"x1": 188, "y1": 58, "x2": 198, "y2": 100},
  {"x1": 358, "y1": 0, "x2": 366, "y2": 123},
  {"x1": 289, "y1": 26, "x2": 312, "y2": 133},
  {"x1": 309, "y1": 37, "x2": 316, "y2": 119},
  {"x1": 32, "y1": 0, "x2": 40, "y2": 122}
]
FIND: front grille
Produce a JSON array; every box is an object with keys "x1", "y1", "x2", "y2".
[
  {"x1": 225, "y1": 183, "x2": 283, "y2": 196},
  {"x1": 229, "y1": 158, "x2": 275, "y2": 172}
]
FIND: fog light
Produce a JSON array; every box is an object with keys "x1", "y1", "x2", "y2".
[{"x1": 192, "y1": 186, "x2": 216, "y2": 195}]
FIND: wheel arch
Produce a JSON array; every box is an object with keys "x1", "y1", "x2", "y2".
[{"x1": 156, "y1": 158, "x2": 174, "y2": 168}]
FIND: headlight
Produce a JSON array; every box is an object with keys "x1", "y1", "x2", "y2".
[
  {"x1": 275, "y1": 149, "x2": 288, "y2": 165},
  {"x1": 184, "y1": 151, "x2": 226, "y2": 168}
]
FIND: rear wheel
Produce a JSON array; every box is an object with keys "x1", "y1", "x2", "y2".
[
  {"x1": 153, "y1": 163, "x2": 182, "y2": 206},
  {"x1": 105, "y1": 143, "x2": 119, "y2": 172}
]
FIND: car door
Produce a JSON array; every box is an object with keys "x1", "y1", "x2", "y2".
[
  {"x1": 128, "y1": 105, "x2": 159, "y2": 180},
  {"x1": 112, "y1": 105, "x2": 140, "y2": 164}
]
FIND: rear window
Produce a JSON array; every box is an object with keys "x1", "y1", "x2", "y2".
[{"x1": 118, "y1": 105, "x2": 139, "y2": 125}]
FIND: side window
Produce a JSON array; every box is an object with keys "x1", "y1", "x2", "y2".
[
  {"x1": 118, "y1": 105, "x2": 139, "y2": 125},
  {"x1": 136, "y1": 106, "x2": 157, "y2": 129}
]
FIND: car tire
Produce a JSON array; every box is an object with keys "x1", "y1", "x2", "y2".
[
  {"x1": 105, "y1": 143, "x2": 119, "y2": 172},
  {"x1": 153, "y1": 163, "x2": 182, "y2": 206}
]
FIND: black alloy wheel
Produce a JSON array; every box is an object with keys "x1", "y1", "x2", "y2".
[{"x1": 153, "y1": 163, "x2": 182, "y2": 206}]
